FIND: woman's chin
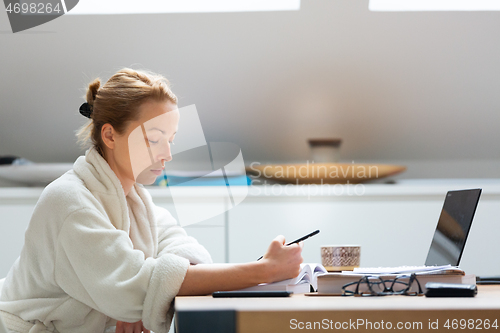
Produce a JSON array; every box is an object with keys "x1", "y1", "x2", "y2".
[{"x1": 136, "y1": 173, "x2": 158, "y2": 185}]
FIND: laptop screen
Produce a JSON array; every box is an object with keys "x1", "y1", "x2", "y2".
[{"x1": 425, "y1": 189, "x2": 482, "y2": 267}]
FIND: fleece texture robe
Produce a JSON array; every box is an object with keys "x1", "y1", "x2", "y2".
[{"x1": 0, "y1": 147, "x2": 212, "y2": 333}]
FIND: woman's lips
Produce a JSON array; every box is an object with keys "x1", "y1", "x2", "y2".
[{"x1": 150, "y1": 169, "x2": 163, "y2": 176}]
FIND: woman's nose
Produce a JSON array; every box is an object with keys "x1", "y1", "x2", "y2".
[
  {"x1": 157, "y1": 155, "x2": 171, "y2": 168},
  {"x1": 155, "y1": 141, "x2": 172, "y2": 164}
]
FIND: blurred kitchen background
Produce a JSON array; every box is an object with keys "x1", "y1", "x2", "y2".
[
  {"x1": 1, "y1": 0, "x2": 499, "y2": 180},
  {"x1": 1, "y1": 0, "x2": 500, "y2": 280}
]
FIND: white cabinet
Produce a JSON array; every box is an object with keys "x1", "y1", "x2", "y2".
[
  {"x1": 1, "y1": 181, "x2": 500, "y2": 278},
  {"x1": 0, "y1": 189, "x2": 41, "y2": 277},
  {"x1": 228, "y1": 182, "x2": 500, "y2": 277},
  {"x1": 0, "y1": 205, "x2": 36, "y2": 277},
  {"x1": 228, "y1": 197, "x2": 442, "y2": 267}
]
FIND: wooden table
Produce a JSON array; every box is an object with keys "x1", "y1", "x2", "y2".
[{"x1": 174, "y1": 285, "x2": 500, "y2": 332}]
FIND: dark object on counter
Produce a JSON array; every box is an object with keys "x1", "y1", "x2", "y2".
[
  {"x1": 307, "y1": 138, "x2": 342, "y2": 147},
  {"x1": 212, "y1": 291, "x2": 292, "y2": 298},
  {"x1": 476, "y1": 276, "x2": 500, "y2": 285},
  {"x1": 0, "y1": 156, "x2": 19, "y2": 165},
  {"x1": 425, "y1": 282, "x2": 477, "y2": 297},
  {"x1": 308, "y1": 138, "x2": 343, "y2": 163}
]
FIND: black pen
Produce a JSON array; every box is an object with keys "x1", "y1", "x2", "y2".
[{"x1": 257, "y1": 229, "x2": 320, "y2": 261}]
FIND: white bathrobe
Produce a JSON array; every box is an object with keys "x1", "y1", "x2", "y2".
[{"x1": 0, "y1": 147, "x2": 212, "y2": 333}]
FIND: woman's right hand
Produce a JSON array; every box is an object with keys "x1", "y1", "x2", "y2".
[
  {"x1": 259, "y1": 235, "x2": 303, "y2": 283},
  {"x1": 115, "y1": 320, "x2": 150, "y2": 333},
  {"x1": 177, "y1": 234, "x2": 304, "y2": 296}
]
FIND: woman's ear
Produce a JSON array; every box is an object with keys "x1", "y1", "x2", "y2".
[{"x1": 101, "y1": 124, "x2": 116, "y2": 150}]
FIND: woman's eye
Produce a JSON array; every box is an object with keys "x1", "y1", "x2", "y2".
[
  {"x1": 169, "y1": 141, "x2": 175, "y2": 145},
  {"x1": 148, "y1": 139, "x2": 159, "y2": 144}
]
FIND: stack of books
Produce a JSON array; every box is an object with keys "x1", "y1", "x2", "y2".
[
  {"x1": 316, "y1": 265, "x2": 475, "y2": 294},
  {"x1": 231, "y1": 265, "x2": 474, "y2": 295}
]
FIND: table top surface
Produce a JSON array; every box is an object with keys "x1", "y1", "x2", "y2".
[{"x1": 175, "y1": 285, "x2": 500, "y2": 312}]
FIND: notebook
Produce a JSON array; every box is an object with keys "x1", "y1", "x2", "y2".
[
  {"x1": 350, "y1": 188, "x2": 482, "y2": 275},
  {"x1": 238, "y1": 263, "x2": 328, "y2": 293}
]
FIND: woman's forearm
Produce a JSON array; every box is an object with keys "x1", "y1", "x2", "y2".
[
  {"x1": 176, "y1": 235, "x2": 303, "y2": 296},
  {"x1": 177, "y1": 262, "x2": 269, "y2": 296}
]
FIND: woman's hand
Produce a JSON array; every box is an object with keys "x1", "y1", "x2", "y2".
[
  {"x1": 177, "y1": 235, "x2": 303, "y2": 296},
  {"x1": 259, "y1": 235, "x2": 303, "y2": 283},
  {"x1": 115, "y1": 320, "x2": 150, "y2": 333}
]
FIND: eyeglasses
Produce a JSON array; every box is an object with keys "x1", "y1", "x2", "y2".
[{"x1": 342, "y1": 273, "x2": 423, "y2": 296}]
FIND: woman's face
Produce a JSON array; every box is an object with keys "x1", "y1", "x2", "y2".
[{"x1": 114, "y1": 99, "x2": 179, "y2": 186}]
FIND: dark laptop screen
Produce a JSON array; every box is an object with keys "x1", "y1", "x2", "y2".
[{"x1": 425, "y1": 189, "x2": 482, "y2": 267}]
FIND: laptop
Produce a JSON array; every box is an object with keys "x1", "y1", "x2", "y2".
[
  {"x1": 425, "y1": 188, "x2": 482, "y2": 267},
  {"x1": 353, "y1": 188, "x2": 482, "y2": 274}
]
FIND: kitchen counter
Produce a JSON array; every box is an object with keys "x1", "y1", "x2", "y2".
[
  {"x1": 2, "y1": 179, "x2": 500, "y2": 200},
  {"x1": 1, "y1": 179, "x2": 500, "y2": 278}
]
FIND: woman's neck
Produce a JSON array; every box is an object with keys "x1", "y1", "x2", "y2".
[{"x1": 102, "y1": 150, "x2": 134, "y2": 196}]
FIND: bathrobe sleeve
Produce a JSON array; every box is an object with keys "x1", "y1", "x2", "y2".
[
  {"x1": 154, "y1": 206, "x2": 213, "y2": 264},
  {"x1": 55, "y1": 207, "x2": 188, "y2": 333}
]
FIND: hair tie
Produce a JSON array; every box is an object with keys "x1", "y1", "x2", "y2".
[{"x1": 79, "y1": 102, "x2": 93, "y2": 118}]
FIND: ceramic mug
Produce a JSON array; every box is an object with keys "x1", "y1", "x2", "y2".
[{"x1": 321, "y1": 245, "x2": 361, "y2": 271}]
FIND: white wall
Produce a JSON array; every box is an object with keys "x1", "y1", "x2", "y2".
[{"x1": 0, "y1": 0, "x2": 500, "y2": 178}]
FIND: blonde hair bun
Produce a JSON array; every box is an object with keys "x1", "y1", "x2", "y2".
[
  {"x1": 86, "y1": 78, "x2": 101, "y2": 106},
  {"x1": 76, "y1": 68, "x2": 177, "y2": 156}
]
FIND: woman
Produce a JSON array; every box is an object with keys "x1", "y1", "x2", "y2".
[{"x1": 0, "y1": 68, "x2": 303, "y2": 333}]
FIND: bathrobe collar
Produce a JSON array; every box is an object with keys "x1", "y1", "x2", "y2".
[{"x1": 72, "y1": 147, "x2": 157, "y2": 258}]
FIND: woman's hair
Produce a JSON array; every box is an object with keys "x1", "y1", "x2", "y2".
[{"x1": 76, "y1": 68, "x2": 178, "y2": 156}]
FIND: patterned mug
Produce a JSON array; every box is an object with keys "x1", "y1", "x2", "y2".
[{"x1": 321, "y1": 245, "x2": 361, "y2": 272}]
